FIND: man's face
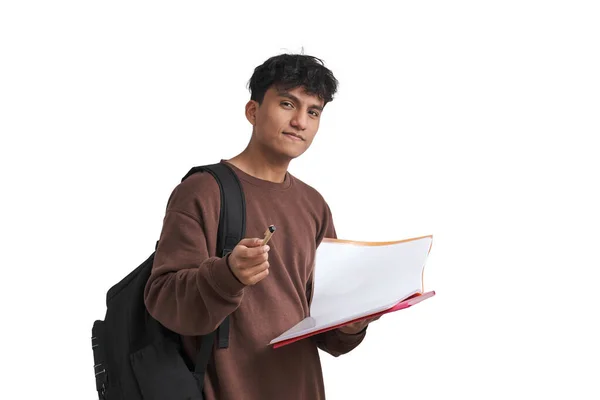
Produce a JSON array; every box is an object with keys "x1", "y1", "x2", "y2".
[{"x1": 246, "y1": 85, "x2": 325, "y2": 161}]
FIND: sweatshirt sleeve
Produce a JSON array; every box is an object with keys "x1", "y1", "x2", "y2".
[
  {"x1": 312, "y1": 326, "x2": 368, "y2": 357},
  {"x1": 144, "y1": 175, "x2": 246, "y2": 336},
  {"x1": 309, "y1": 201, "x2": 367, "y2": 357}
]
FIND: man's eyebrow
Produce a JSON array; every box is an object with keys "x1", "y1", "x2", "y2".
[{"x1": 278, "y1": 91, "x2": 324, "y2": 112}]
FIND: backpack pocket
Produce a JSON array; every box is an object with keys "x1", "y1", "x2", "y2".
[
  {"x1": 91, "y1": 320, "x2": 109, "y2": 398},
  {"x1": 130, "y1": 339, "x2": 203, "y2": 400}
]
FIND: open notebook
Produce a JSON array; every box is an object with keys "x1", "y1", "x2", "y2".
[{"x1": 270, "y1": 235, "x2": 435, "y2": 348}]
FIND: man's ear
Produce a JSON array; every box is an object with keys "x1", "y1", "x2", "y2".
[{"x1": 245, "y1": 100, "x2": 258, "y2": 126}]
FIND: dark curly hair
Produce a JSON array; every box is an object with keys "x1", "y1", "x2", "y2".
[{"x1": 248, "y1": 53, "x2": 338, "y2": 106}]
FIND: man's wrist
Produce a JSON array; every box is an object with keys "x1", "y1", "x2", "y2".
[{"x1": 226, "y1": 253, "x2": 243, "y2": 284}]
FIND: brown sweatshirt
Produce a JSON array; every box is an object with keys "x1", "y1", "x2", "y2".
[{"x1": 144, "y1": 160, "x2": 366, "y2": 400}]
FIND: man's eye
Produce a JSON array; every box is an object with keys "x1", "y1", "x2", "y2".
[
  {"x1": 282, "y1": 101, "x2": 293, "y2": 108},
  {"x1": 309, "y1": 110, "x2": 320, "y2": 117}
]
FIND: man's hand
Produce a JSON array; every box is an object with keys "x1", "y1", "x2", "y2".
[
  {"x1": 228, "y1": 238, "x2": 270, "y2": 286},
  {"x1": 338, "y1": 315, "x2": 381, "y2": 335}
]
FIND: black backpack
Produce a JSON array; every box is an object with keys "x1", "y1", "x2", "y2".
[{"x1": 91, "y1": 163, "x2": 246, "y2": 400}]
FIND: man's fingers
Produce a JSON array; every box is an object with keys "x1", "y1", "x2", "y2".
[
  {"x1": 235, "y1": 247, "x2": 269, "y2": 266},
  {"x1": 228, "y1": 237, "x2": 271, "y2": 278},
  {"x1": 237, "y1": 261, "x2": 270, "y2": 285},
  {"x1": 247, "y1": 268, "x2": 269, "y2": 285},
  {"x1": 238, "y1": 238, "x2": 264, "y2": 248},
  {"x1": 244, "y1": 244, "x2": 270, "y2": 258},
  {"x1": 245, "y1": 261, "x2": 269, "y2": 275}
]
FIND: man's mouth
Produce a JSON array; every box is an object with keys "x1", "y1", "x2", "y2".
[{"x1": 283, "y1": 132, "x2": 304, "y2": 141}]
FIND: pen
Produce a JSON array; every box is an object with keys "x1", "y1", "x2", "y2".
[{"x1": 262, "y1": 225, "x2": 276, "y2": 246}]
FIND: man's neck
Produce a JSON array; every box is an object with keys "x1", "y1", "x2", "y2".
[{"x1": 226, "y1": 147, "x2": 290, "y2": 183}]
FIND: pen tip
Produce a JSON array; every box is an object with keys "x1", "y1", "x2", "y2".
[{"x1": 269, "y1": 225, "x2": 276, "y2": 232}]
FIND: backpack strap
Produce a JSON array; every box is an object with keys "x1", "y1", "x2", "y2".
[
  {"x1": 199, "y1": 163, "x2": 246, "y2": 261},
  {"x1": 180, "y1": 162, "x2": 246, "y2": 260},
  {"x1": 180, "y1": 162, "x2": 246, "y2": 393}
]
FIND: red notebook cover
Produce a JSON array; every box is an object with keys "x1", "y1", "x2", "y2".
[{"x1": 272, "y1": 290, "x2": 435, "y2": 348}]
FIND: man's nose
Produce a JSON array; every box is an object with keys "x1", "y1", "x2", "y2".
[{"x1": 290, "y1": 111, "x2": 307, "y2": 131}]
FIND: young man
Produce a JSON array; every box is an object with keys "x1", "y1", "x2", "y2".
[{"x1": 144, "y1": 53, "x2": 378, "y2": 399}]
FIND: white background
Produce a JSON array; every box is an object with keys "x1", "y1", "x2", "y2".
[{"x1": 1, "y1": 1, "x2": 599, "y2": 399}]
